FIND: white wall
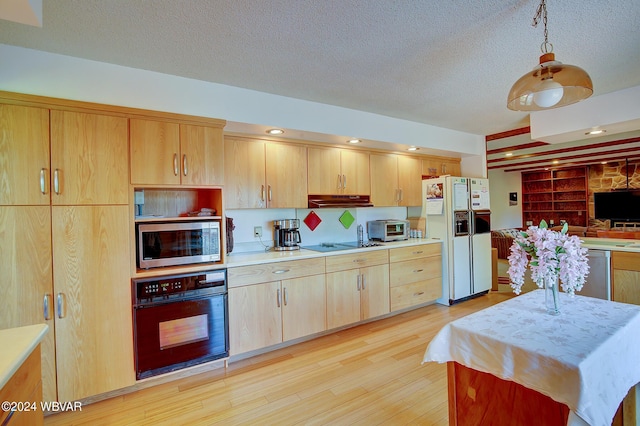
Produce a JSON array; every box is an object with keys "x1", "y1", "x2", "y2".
[
  {"x1": 460, "y1": 154, "x2": 487, "y2": 178},
  {"x1": 227, "y1": 206, "x2": 408, "y2": 253},
  {"x1": 0, "y1": 44, "x2": 485, "y2": 157},
  {"x1": 488, "y1": 169, "x2": 522, "y2": 230}
]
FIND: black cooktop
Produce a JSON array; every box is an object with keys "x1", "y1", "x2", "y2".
[{"x1": 302, "y1": 241, "x2": 384, "y2": 252}]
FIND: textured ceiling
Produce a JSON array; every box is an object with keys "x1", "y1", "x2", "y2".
[{"x1": 0, "y1": 0, "x2": 639, "y2": 137}]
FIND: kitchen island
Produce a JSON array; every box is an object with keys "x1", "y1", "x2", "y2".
[
  {"x1": 423, "y1": 290, "x2": 640, "y2": 425},
  {"x1": 0, "y1": 324, "x2": 48, "y2": 426}
]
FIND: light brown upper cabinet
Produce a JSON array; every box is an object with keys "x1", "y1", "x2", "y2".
[
  {"x1": 130, "y1": 119, "x2": 224, "y2": 186},
  {"x1": 51, "y1": 110, "x2": 129, "y2": 204},
  {"x1": 422, "y1": 156, "x2": 461, "y2": 177},
  {"x1": 224, "y1": 137, "x2": 307, "y2": 209},
  {"x1": 0, "y1": 106, "x2": 127, "y2": 205},
  {"x1": 307, "y1": 147, "x2": 370, "y2": 195},
  {"x1": 0, "y1": 104, "x2": 50, "y2": 205},
  {"x1": 370, "y1": 153, "x2": 422, "y2": 207}
]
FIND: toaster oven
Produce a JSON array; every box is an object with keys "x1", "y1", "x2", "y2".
[{"x1": 367, "y1": 220, "x2": 409, "y2": 242}]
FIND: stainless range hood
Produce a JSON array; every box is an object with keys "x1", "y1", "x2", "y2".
[{"x1": 308, "y1": 194, "x2": 373, "y2": 208}]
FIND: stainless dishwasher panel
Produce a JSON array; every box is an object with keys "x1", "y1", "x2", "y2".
[{"x1": 580, "y1": 249, "x2": 611, "y2": 300}]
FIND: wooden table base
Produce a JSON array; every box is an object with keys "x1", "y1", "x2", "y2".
[{"x1": 446, "y1": 362, "x2": 634, "y2": 426}]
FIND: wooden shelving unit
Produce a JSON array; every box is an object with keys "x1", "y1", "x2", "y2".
[{"x1": 521, "y1": 166, "x2": 588, "y2": 227}]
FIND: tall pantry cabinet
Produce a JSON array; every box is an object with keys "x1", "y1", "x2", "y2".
[{"x1": 0, "y1": 102, "x2": 134, "y2": 402}]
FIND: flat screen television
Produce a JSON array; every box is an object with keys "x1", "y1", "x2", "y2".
[{"x1": 593, "y1": 190, "x2": 640, "y2": 222}]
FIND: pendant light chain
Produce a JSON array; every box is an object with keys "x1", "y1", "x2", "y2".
[{"x1": 532, "y1": 0, "x2": 553, "y2": 54}]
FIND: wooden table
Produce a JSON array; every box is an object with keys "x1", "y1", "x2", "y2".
[{"x1": 423, "y1": 290, "x2": 640, "y2": 425}]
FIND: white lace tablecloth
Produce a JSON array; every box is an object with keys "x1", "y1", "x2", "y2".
[{"x1": 423, "y1": 290, "x2": 640, "y2": 426}]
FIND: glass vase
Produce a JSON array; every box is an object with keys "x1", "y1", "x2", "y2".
[{"x1": 545, "y1": 278, "x2": 561, "y2": 315}]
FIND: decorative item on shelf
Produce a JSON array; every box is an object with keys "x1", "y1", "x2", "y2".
[
  {"x1": 507, "y1": 220, "x2": 590, "y2": 315},
  {"x1": 339, "y1": 210, "x2": 355, "y2": 229},
  {"x1": 303, "y1": 210, "x2": 322, "y2": 231},
  {"x1": 187, "y1": 207, "x2": 216, "y2": 217},
  {"x1": 507, "y1": 0, "x2": 593, "y2": 111}
]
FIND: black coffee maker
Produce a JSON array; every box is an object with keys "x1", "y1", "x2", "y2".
[{"x1": 273, "y1": 219, "x2": 301, "y2": 251}]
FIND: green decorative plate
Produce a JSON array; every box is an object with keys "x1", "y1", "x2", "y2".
[{"x1": 339, "y1": 210, "x2": 355, "y2": 229}]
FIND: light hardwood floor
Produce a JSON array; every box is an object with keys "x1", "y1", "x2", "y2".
[{"x1": 45, "y1": 292, "x2": 512, "y2": 426}]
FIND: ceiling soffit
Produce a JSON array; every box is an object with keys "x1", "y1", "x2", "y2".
[{"x1": 487, "y1": 127, "x2": 640, "y2": 173}]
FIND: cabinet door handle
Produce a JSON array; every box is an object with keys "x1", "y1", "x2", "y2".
[
  {"x1": 173, "y1": 153, "x2": 178, "y2": 176},
  {"x1": 284, "y1": 287, "x2": 288, "y2": 306},
  {"x1": 413, "y1": 269, "x2": 424, "y2": 273},
  {"x1": 337, "y1": 174, "x2": 342, "y2": 191},
  {"x1": 357, "y1": 274, "x2": 361, "y2": 291},
  {"x1": 399, "y1": 189, "x2": 403, "y2": 201},
  {"x1": 56, "y1": 293, "x2": 66, "y2": 319},
  {"x1": 53, "y1": 169, "x2": 60, "y2": 195},
  {"x1": 43, "y1": 294, "x2": 52, "y2": 321},
  {"x1": 40, "y1": 168, "x2": 48, "y2": 194},
  {"x1": 268, "y1": 185, "x2": 272, "y2": 202},
  {"x1": 413, "y1": 250, "x2": 424, "y2": 255},
  {"x1": 277, "y1": 288, "x2": 281, "y2": 308},
  {"x1": 361, "y1": 275, "x2": 366, "y2": 290},
  {"x1": 343, "y1": 174, "x2": 347, "y2": 190},
  {"x1": 273, "y1": 269, "x2": 290, "y2": 274},
  {"x1": 353, "y1": 258, "x2": 366, "y2": 263},
  {"x1": 183, "y1": 154, "x2": 188, "y2": 176},
  {"x1": 261, "y1": 185, "x2": 265, "y2": 201},
  {"x1": 414, "y1": 291, "x2": 425, "y2": 297}
]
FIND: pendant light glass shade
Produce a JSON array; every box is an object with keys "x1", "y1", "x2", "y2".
[{"x1": 507, "y1": 52, "x2": 593, "y2": 111}]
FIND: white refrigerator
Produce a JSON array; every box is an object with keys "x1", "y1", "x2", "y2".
[{"x1": 422, "y1": 176, "x2": 492, "y2": 305}]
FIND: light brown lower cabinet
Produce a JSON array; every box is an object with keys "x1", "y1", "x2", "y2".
[
  {"x1": 389, "y1": 244, "x2": 442, "y2": 311},
  {"x1": 0, "y1": 206, "x2": 56, "y2": 402},
  {"x1": 611, "y1": 251, "x2": 640, "y2": 425},
  {"x1": 0, "y1": 205, "x2": 134, "y2": 403},
  {"x1": 325, "y1": 250, "x2": 390, "y2": 329},
  {"x1": 612, "y1": 251, "x2": 640, "y2": 305},
  {"x1": 228, "y1": 258, "x2": 326, "y2": 355},
  {"x1": 228, "y1": 276, "x2": 326, "y2": 355},
  {"x1": 52, "y1": 205, "x2": 134, "y2": 402}
]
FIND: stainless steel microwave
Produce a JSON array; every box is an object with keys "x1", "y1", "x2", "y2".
[
  {"x1": 367, "y1": 220, "x2": 410, "y2": 242},
  {"x1": 137, "y1": 220, "x2": 221, "y2": 269}
]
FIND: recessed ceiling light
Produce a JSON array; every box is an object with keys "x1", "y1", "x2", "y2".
[
  {"x1": 601, "y1": 161, "x2": 608, "y2": 164},
  {"x1": 407, "y1": 146, "x2": 419, "y2": 151},
  {"x1": 552, "y1": 160, "x2": 559, "y2": 164},
  {"x1": 505, "y1": 152, "x2": 513, "y2": 157},
  {"x1": 347, "y1": 138, "x2": 361, "y2": 144},
  {"x1": 585, "y1": 129, "x2": 605, "y2": 136},
  {"x1": 266, "y1": 128, "x2": 284, "y2": 135}
]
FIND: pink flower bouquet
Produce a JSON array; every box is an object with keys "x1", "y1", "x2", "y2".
[{"x1": 507, "y1": 220, "x2": 590, "y2": 295}]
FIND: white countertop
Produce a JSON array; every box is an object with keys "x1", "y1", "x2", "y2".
[
  {"x1": 581, "y1": 237, "x2": 640, "y2": 252},
  {"x1": 226, "y1": 238, "x2": 442, "y2": 267},
  {"x1": 0, "y1": 324, "x2": 48, "y2": 389}
]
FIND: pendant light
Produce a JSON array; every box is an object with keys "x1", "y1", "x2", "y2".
[{"x1": 507, "y1": 0, "x2": 593, "y2": 111}]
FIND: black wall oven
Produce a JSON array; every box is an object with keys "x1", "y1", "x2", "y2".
[{"x1": 133, "y1": 270, "x2": 228, "y2": 380}]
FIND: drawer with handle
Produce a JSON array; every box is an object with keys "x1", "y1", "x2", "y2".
[
  {"x1": 389, "y1": 243, "x2": 441, "y2": 263},
  {"x1": 228, "y1": 258, "x2": 325, "y2": 287},
  {"x1": 390, "y1": 257, "x2": 441, "y2": 287},
  {"x1": 390, "y1": 278, "x2": 442, "y2": 311},
  {"x1": 325, "y1": 249, "x2": 388, "y2": 273}
]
